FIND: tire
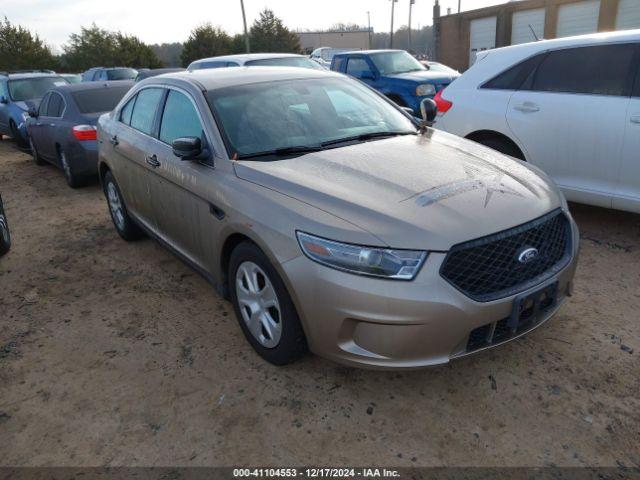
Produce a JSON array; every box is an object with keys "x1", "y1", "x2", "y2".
[
  {"x1": 9, "y1": 121, "x2": 27, "y2": 148},
  {"x1": 29, "y1": 137, "x2": 46, "y2": 165},
  {"x1": 0, "y1": 203, "x2": 11, "y2": 257},
  {"x1": 59, "y1": 149, "x2": 82, "y2": 188},
  {"x1": 476, "y1": 137, "x2": 525, "y2": 161},
  {"x1": 103, "y1": 170, "x2": 144, "y2": 241},
  {"x1": 229, "y1": 241, "x2": 308, "y2": 365}
]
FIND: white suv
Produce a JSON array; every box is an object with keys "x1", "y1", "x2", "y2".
[{"x1": 434, "y1": 30, "x2": 640, "y2": 214}]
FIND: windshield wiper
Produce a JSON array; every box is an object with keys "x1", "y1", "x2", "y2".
[
  {"x1": 321, "y1": 130, "x2": 416, "y2": 147},
  {"x1": 237, "y1": 145, "x2": 323, "y2": 160}
]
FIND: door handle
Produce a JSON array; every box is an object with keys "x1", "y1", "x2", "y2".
[
  {"x1": 514, "y1": 103, "x2": 540, "y2": 113},
  {"x1": 109, "y1": 135, "x2": 119, "y2": 145},
  {"x1": 146, "y1": 154, "x2": 160, "y2": 168},
  {"x1": 631, "y1": 115, "x2": 640, "y2": 125}
]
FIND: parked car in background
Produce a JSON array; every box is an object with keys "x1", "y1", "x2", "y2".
[
  {"x1": 331, "y1": 50, "x2": 459, "y2": 116},
  {"x1": 0, "y1": 72, "x2": 69, "y2": 146},
  {"x1": 27, "y1": 80, "x2": 133, "y2": 188},
  {"x1": 0, "y1": 194, "x2": 10, "y2": 257},
  {"x1": 97, "y1": 67, "x2": 577, "y2": 368},
  {"x1": 310, "y1": 47, "x2": 353, "y2": 69},
  {"x1": 60, "y1": 73, "x2": 82, "y2": 84},
  {"x1": 187, "y1": 53, "x2": 324, "y2": 71},
  {"x1": 82, "y1": 67, "x2": 138, "y2": 82},
  {"x1": 135, "y1": 68, "x2": 185, "y2": 82},
  {"x1": 434, "y1": 30, "x2": 640, "y2": 214}
]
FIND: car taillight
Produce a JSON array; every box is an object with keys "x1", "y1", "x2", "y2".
[
  {"x1": 72, "y1": 125, "x2": 97, "y2": 141},
  {"x1": 434, "y1": 89, "x2": 453, "y2": 114}
]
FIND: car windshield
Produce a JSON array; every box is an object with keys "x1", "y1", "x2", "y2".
[
  {"x1": 8, "y1": 77, "x2": 68, "y2": 101},
  {"x1": 370, "y1": 51, "x2": 426, "y2": 75},
  {"x1": 107, "y1": 69, "x2": 137, "y2": 80},
  {"x1": 245, "y1": 57, "x2": 324, "y2": 70},
  {"x1": 207, "y1": 77, "x2": 416, "y2": 159},
  {"x1": 72, "y1": 86, "x2": 132, "y2": 114}
]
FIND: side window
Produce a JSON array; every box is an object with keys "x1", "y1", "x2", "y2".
[
  {"x1": 532, "y1": 44, "x2": 637, "y2": 96},
  {"x1": 98, "y1": 70, "x2": 108, "y2": 81},
  {"x1": 332, "y1": 57, "x2": 344, "y2": 71},
  {"x1": 47, "y1": 93, "x2": 64, "y2": 117},
  {"x1": 159, "y1": 90, "x2": 204, "y2": 145},
  {"x1": 482, "y1": 53, "x2": 546, "y2": 90},
  {"x1": 129, "y1": 88, "x2": 163, "y2": 135},
  {"x1": 120, "y1": 95, "x2": 136, "y2": 125},
  {"x1": 39, "y1": 93, "x2": 50, "y2": 116},
  {"x1": 0, "y1": 81, "x2": 8, "y2": 99},
  {"x1": 346, "y1": 57, "x2": 371, "y2": 77}
]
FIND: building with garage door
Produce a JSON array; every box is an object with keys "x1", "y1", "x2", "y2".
[{"x1": 434, "y1": 0, "x2": 640, "y2": 71}]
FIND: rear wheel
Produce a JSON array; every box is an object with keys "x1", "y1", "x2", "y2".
[
  {"x1": 0, "y1": 202, "x2": 11, "y2": 257},
  {"x1": 59, "y1": 149, "x2": 82, "y2": 188},
  {"x1": 103, "y1": 170, "x2": 144, "y2": 241},
  {"x1": 229, "y1": 241, "x2": 308, "y2": 365}
]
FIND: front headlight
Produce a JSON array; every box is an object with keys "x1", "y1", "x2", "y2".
[
  {"x1": 21, "y1": 111, "x2": 29, "y2": 121},
  {"x1": 416, "y1": 84, "x2": 436, "y2": 96},
  {"x1": 296, "y1": 232, "x2": 427, "y2": 280}
]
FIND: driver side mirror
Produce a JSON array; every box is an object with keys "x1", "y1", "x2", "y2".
[
  {"x1": 28, "y1": 106, "x2": 38, "y2": 118},
  {"x1": 172, "y1": 136, "x2": 206, "y2": 161},
  {"x1": 0, "y1": 96, "x2": 8, "y2": 105},
  {"x1": 420, "y1": 98, "x2": 437, "y2": 125}
]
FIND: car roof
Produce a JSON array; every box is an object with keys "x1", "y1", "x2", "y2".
[
  {"x1": 3, "y1": 73, "x2": 62, "y2": 80},
  {"x1": 147, "y1": 66, "x2": 342, "y2": 91},
  {"x1": 334, "y1": 49, "x2": 404, "y2": 56},
  {"x1": 191, "y1": 53, "x2": 305, "y2": 65},
  {"x1": 52, "y1": 80, "x2": 134, "y2": 94}
]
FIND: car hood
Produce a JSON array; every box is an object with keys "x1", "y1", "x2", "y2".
[
  {"x1": 386, "y1": 70, "x2": 457, "y2": 84},
  {"x1": 233, "y1": 131, "x2": 563, "y2": 250},
  {"x1": 13, "y1": 99, "x2": 41, "y2": 112}
]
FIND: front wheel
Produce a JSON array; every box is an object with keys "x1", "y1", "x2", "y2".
[
  {"x1": 30, "y1": 137, "x2": 46, "y2": 165},
  {"x1": 229, "y1": 241, "x2": 308, "y2": 365},
  {"x1": 103, "y1": 170, "x2": 144, "y2": 241},
  {"x1": 0, "y1": 205, "x2": 11, "y2": 257}
]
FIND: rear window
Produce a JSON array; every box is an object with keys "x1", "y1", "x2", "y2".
[
  {"x1": 72, "y1": 86, "x2": 131, "y2": 114},
  {"x1": 106, "y1": 69, "x2": 137, "y2": 81},
  {"x1": 482, "y1": 54, "x2": 546, "y2": 90}
]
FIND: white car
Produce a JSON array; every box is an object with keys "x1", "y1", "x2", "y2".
[
  {"x1": 434, "y1": 30, "x2": 640, "y2": 214},
  {"x1": 187, "y1": 53, "x2": 324, "y2": 71}
]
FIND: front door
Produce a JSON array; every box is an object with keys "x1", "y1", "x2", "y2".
[
  {"x1": 614, "y1": 96, "x2": 640, "y2": 213},
  {"x1": 506, "y1": 43, "x2": 636, "y2": 208}
]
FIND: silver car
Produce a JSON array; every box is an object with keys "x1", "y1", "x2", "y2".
[{"x1": 97, "y1": 67, "x2": 579, "y2": 369}]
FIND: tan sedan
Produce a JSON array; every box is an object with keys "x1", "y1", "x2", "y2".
[{"x1": 97, "y1": 67, "x2": 579, "y2": 369}]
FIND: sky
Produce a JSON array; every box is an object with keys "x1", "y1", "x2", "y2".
[{"x1": 1, "y1": 0, "x2": 510, "y2": 52}]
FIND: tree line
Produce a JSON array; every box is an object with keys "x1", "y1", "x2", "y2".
[{"x1": 0, "y1": 9, "x2": 301, "y2": 72}]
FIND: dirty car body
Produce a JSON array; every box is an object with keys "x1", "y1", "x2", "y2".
[{"x1": 97, "y1": 67, "x2": 579, "y2": 369}]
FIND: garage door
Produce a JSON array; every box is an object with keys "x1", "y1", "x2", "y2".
[
  {"x1": 616, "y1": 0, "x2": 640, "y2": 30},
  {"x1": 511, "y1": 8, "x2": 545, "y2": 45},
  {"x1": 556, "y1": 0, "x2": 600, "y2": 38},
  {"x1": 469, "y1": 16, "x2": 497, "y2": 66}
]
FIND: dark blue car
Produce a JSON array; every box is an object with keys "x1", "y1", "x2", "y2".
[
  {"x1": 331, "y1": 50, "x2": 459, "y2": 116},
  {"x1": 0, "y1": 72, "x2": 69, "y2": 146},
  {"x1": 26, "y1": 80, "x2": 133, "y2": 188}
]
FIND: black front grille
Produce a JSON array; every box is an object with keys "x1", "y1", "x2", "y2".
[{"x1": 440, "y1": 209, "x2": 571, "y2": 302}]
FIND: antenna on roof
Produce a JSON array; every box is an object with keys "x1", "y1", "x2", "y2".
[{"x1": 528, "y1": 24, "x2": 539, "y2": 41}]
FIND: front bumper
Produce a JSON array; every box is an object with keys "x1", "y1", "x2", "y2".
[{"x1": 281, "y1": 214, "x2": 579, "y2": 369}]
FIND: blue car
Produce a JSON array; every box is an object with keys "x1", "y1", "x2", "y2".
[
  {"x1": 0, "y1": 71, "x2": 69, "y2": 146},
  {"x1": 331, "y1": 50, "x2": 459, "y2": 116}
]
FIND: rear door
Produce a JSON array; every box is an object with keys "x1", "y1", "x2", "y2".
[
  {"x1": 506, "y1": 43, "x2": 636, "y2": 207},
  {"x1": 28, "y1": 92, "x2": 49, "y2": 149},
  {"x1": 145, "y1": 87, "x2": 216, "y2": 271},
  {"x1": 614, "y1": 47, "x2": 640, "y2": 213},
  {"x1": 108, "y1": 87, "x2": 164, "y2": 230}
]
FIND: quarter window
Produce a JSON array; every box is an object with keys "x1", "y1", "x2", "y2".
[
  {"x1": 38, "y1": 93, "x2": 50, "y2": 116},
  {"x1": 159, "y1": 90, "x2": 204, "y2": 144},
  {"x1": 129, "y1": 88, "x2": 163, "y2": 135},
  {"x1": 120, "y1": 96, "x2": 135, "y2": 125},
  {"x1": 531, "y1": 44, "x2": 637, "y2": 96}
]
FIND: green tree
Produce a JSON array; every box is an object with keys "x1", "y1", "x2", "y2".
[
  {"x1": 180, "y1": 24, "x2": 232, "y2": 67},
  {"x1": 250, "y1": 9, "x2": 300, "y2": 54},
  {"x1": 0, "y1": 17, "x2": 58, "y2": 71},
  {"x1": 61, "y1": 24, "x2": 162, "y2": 71},
  {"x1": 150, "y1": 42, "x2": 184, "y2": 67}
]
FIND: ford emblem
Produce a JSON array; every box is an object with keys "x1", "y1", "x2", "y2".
[{"x1": 517, "y1": 247, "x2": 539, "y2": 264}]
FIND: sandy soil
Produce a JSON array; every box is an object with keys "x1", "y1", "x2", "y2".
[{"x1": 0, "y1": 138, "x2": 638, "y2": 468}]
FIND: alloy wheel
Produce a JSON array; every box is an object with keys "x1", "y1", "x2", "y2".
[
  {"x1": 60, "y1": 152, "x2": 72, "y2": 182},
  {"x1": 107, "y1": 181, "x2": 125, "y2": 231},
  {"x1": 0, "y1": 215, "x2": 9, "y2": 243},
  {"x1": 235, "y1": 261, "x2": 283, "y2": 348}
]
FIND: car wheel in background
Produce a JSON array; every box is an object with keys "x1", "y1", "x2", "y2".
[
  {"x1": 9, "y1": 121, "x2": 27, "y2": 147},
  {"x1": 476, "y1": 137, "x2": 525, "y2": 161},
  {"x1": 29, "y1": 137, "x2": 46, "y2": 166},
  {"x1": 59, "y1": 150, "x2": 82, "y2": 188},
  {"x1": 103, "y1": 170, "x2": 144, "y2": 241},
  {"x1": 0, "y1": 205, "x2": 11, "y2": 257},
  {"x1": 229, "y1": 241, "x2": 308, "y2": 365}
]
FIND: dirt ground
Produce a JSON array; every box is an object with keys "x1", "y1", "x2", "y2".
[{"x1": 0, "y1": 138, "x2": 638, "y2": 468}]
